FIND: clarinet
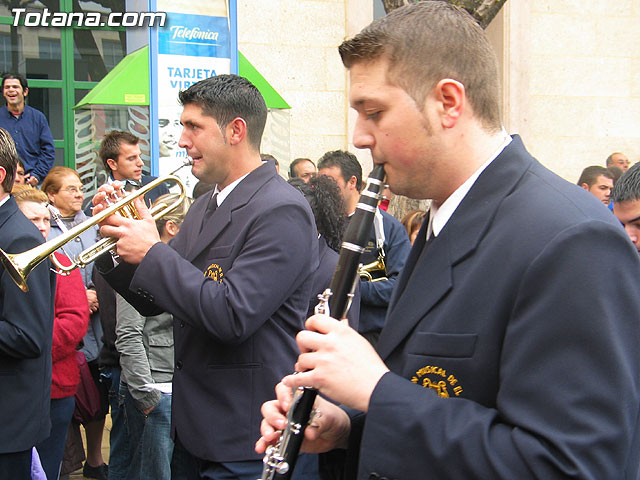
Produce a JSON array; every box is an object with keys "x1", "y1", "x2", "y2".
[{"x1": 260, "y1": 164, "x2": 386, "y2": 480}]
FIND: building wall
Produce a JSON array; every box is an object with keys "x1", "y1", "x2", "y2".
[
  {"x1": 239, "y1": 0, "x2": 640, "y2": 183},
  {"x1": 238, "y1": 0, "x2": 362, "y2": 171},
  {"x1": 500, "y1": 1, "x2": 640, "y2": 182}
]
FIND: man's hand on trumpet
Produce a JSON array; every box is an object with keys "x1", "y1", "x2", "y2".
[{"x1": 91, "y1": 182, "x2": 161, "y2": 264}]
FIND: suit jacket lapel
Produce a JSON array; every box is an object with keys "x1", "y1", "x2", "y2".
[
  {"x1": 386, "y1": 213, "x2": 429, "y2": 314},
  {"x1": 377, "y1": 229, "x2": 453, "y2": 359},
  {"x1": 0, "y1": 197, "x2": 17, "y2": 231},
  {"x1": 377, "y1": 135, "x2": 533, "y2": 360}
]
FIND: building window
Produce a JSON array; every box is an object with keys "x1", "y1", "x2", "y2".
[
  {"x1": 102, "y1": 39, "x2": 124, "y2": 70},
  {"x1": 0, "y1": 33, "x2": 11, "y2": 72},
  {"x1": 39, "y1": 37, "x2": 61, "y2": 60}
]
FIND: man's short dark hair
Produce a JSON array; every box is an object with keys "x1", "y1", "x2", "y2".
[
  {"x1": 192, "y1": 180, "x2": 215, "y2": 199},
  {"x1": 178, "y1": 75, "x2": 267, "y2": 151},
  {"x1": 0, "y1": 128, "x2": 18, "y2": 192},
  {"x1": 317, "y1": 150, "x2": 363, "y2": 191},
  {"x1": 338, "y1": 1, "x2": 501, "y2": 132},
  {"x1": 612, "y1": 162, "x2": 640, "y2": 203},
  {"x1": 261, "y1": 153, "x2": 278, "y2": 168},
  {"x1": 577, "y1": 166, "x2": 614, "y2": 187},
  {"x1": 99, "y1": 130, "x2": 139, "y2": 174},
  {"x1": 2, "y1": 73, "x2": 28, "y2": 91},
  {"x1": 289, "y1": 157, "x2": 315, "y2": 179}
]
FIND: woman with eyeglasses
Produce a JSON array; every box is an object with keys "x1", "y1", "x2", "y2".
[
  {"x1": 41, "y1": 166, "x2": 110, "y2": 478},
  {"x1": 11, "y1": 185, "x2": 90, "y2": 480}
]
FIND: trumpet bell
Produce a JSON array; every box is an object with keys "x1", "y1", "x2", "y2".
[
  {"x1": 0, "y1": 249, "x2": 30, "y2": 292},
  {"x1": 0, "y1": 173, "x2": 187, "y2": 293}
]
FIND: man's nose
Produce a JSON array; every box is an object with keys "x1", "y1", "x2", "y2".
[
  {"x1": 178, "y1": 131, "x2": 190, "y2": 149},
  {"x1": 352, "y1": 118, "x2": 373, "y2": 150}
]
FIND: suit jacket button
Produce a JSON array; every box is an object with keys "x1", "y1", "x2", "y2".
[
  {"x1": 176, "y1": 360, "x2": 183, "y2": 370},
  {"x1": 369, "y1": 474, "x2": 380, "y2": 480},
  {"x1": 180, "y1": 321, "x2": 185, "y2": 328}
]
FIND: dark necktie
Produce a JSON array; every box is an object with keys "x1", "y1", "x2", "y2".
[{"x1": 200, "y1": 193, "x2": 218, "y2": 233}]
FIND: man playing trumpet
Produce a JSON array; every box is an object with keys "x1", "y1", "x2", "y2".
[{"x1": 93, "y1": 75, "x2": 318, "y2": 480}]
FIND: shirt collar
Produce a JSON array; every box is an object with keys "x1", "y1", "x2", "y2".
[
  {"x1": 430, "y1": 132, "x2": 512, "y2": 238},
  {"x1": 211, "y1": 171, "x2": 251, "y2": 208},
  {"x1": 0, "y1": 193, "x2": 10, "y2": 208},
  {"x1": 108, "y1": 175, "x2": 142, "y2": 189}
]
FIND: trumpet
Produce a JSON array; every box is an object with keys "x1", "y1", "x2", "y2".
[
  {"x1": 0, "y1": 173, "x2": 187, "y2": 293},
  {"x1": 359, "y1": 253, "x2": 387, "y2": 282}
]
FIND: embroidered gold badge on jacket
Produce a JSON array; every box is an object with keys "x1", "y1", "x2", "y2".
[
  {"x1": 411, "y1": 365, "x2": 463, "y2": 397},
  {"x1": 204, "y1": 263, "x2": 224, "y2": 283}
]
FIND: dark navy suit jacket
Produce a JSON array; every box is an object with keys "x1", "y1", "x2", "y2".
[
  {"x1": 99, "y1": 161, "x2": 318, "y2": 462},
  {"x1": 344, "y1": 137, "x2": 640, "y2": 479},
  {"x1": 0, "y1": 196, "x2": 55, "y2": 453}
]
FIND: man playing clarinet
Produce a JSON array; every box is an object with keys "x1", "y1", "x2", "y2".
[{"x1": 257, "y1": 3, "x2": 640, "y2": 479}]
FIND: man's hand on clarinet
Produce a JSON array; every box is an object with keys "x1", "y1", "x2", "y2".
[
  {"x1": 285, "y1": 314, "x2": 389, "y2": 413},
  {"x1": 255, "y1": 382, "x2": 351, "y2": 455}
]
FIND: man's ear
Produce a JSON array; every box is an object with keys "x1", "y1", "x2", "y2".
[
  {"x1": 227, "y1": 117, "x2": 247, "y2": 146},
  {"x1": 106, "y1": 158, "x2": 118, "y2": 173},
  {"x1": 347, "y1": 175, "x2": 358, "y2": 191},
  {"x1": 580, "y1": 183, "x2": 590, "y2": 191},
  {"x1": 23, "y1": 87, "x2": 28, "y2": 98},
  {"x1": 434, "y1": 78, "x2": 465, "y2": 129},
  {"x1": 0, "y1": 166, "x2": 6, "y2": 187}
]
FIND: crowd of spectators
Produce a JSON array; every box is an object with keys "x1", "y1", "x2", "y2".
[{"x1": 1, "y1": 39, "x2": 640, "y2": 480}]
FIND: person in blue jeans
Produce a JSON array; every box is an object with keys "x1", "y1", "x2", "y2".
[{"x1": 114, "y1": 194, "x2": 192, "y2": 478}]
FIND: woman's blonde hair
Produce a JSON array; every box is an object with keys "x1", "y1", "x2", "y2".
[
  {"x1": 153, "y1": 193, "x2": 193, "y2": 235},
  {"x1": 12, "y1": 184, "x2": 48, "y2": 205}
]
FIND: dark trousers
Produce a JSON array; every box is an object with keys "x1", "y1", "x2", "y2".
[
  {"x1": 171, "y1": 436, "x2": 263, "y2": 480},
  {"x1": 36, "y1": 396, "x2": 75, "y2": 480},
  {"x1": 0, "y1": 449, "x2": 32, "y2": 479}
]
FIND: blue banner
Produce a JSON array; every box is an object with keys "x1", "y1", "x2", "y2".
[{"x1": 159, "y1": 13, "x2": 230, "y2": 58}]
